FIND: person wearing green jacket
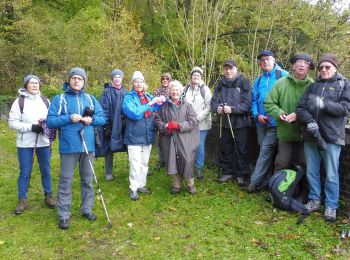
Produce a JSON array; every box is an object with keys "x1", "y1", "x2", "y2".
[{"x1": 264, "y1": 54, "x2": 314, "y2": 172}]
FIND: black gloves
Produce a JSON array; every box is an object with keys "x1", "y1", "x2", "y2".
[
  {"x1": 306, "y1": 121, "x2": 327, "y2": 151},
  {"x1": 104, "y1": 124, "x2": 112, "y2": 139},
  {"x1": 31, "y1": 124, "x2": 43, "y2": 133},
  {"x1": 82, "y1": 107, "x2": 95, "y2": 117}
]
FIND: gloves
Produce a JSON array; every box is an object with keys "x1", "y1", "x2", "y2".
[
  {"x1": 31, "y1": 124, "x2": 43, "y2": 133},
  {"x1": 167, "y1": 121, "x2": 180, "y2": 135},
  {"x1": 316, "y1": 135, "x2": 327, "y2": 151},
  {"x1": 82, "y1": 107, "x2": 95, "y2": 117},
  {"x1": 104, "y1": 124, "x2": 112, "y2": 139},
  {"x1": 306, "y1": 122, "x2": 319, "y2": 136}
]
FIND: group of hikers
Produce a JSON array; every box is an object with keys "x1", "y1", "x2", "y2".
[{"x1": 8, "y1": 50, "x2": 350, "y2": 230}]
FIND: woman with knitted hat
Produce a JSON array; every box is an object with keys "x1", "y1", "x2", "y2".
[
  {"x1": 8, "y1": 75, "x2": 56, "y2": 215},
  {"x1": 122, "y1": 71, "x2": 166, "y2": 200},
  {"x1": 183, "y1": 66, "x2": 212, "y2": 180}
]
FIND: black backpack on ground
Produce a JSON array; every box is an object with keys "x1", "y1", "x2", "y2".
[{"x1": 269, "y1": 165, "x2": 309, "y2": 215}]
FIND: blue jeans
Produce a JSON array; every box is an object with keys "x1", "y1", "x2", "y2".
[
  {"x1": 196, "y1": 130, "x2": 208, "y2": 169},
  {"x1": 17, "y1": 146, "x2": 52, "y2": 200},
  {"x1": 304, "y1": 141, "x2": 341, "y2": 209},
  {"x1": 250, "y1": 126, "x2": 277, "y2": 186}
]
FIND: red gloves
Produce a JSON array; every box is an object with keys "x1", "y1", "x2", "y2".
[{"x1": 167, "y1": 121, "x2": 180, "y2": 135}]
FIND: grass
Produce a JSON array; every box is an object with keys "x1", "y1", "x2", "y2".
[{"x1": 0, "y1": 119, "x2": 350, "y2": 259}]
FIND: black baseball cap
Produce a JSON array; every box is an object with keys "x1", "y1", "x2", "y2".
[{"x1": 257, "y1": 50, "x2": 275, "y2": 60}]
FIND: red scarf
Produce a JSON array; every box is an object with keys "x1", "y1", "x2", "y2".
[{"x1": 136, "y1": 91, "x2": 152, "y2": 118}]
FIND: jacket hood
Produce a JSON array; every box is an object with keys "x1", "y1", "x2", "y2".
[
  {"x1": 62, "y1": 82, "x2": 85, "y2": 94},
  {"x1": 219, "y1": 74, "x2": 243, "y2": 88},
  {"x1": 18, "y1": 88, "x2": 41, "y2": 97},
  {"x1": 104, "y1": 82, "x2": 125, "y2": 90},
  {"x1": 263, "y1": 64, "x2": 283, "y2": 76},
  {"x1": 287, "y1": 73, "x2": 314, "y2": 85}
]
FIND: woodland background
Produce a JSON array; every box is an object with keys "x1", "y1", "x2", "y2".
[{"x1": 0, "y1": 0, "x2": 350, "y2": 97}]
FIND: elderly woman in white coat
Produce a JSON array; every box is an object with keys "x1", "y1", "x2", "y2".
[
  {"x1": 183, "y1": 67, "x2": 212, "y2": 179},
  {"x1": 8, "y1": 75, "x2": 56, "y2": 215}
]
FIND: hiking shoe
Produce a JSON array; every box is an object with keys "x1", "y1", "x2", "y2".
[
  {"x1": 236, "y1": 177, "x2": 247, "y2": 186},
  {"x1": 246, "y1": 183, "x2": 258, "y2": 193},
  {"x1": 188, "y1": 185, "x2": 197, "y2": 195},
  {"x1": 129, "y1": 189, "x2": 139, "y2": 201},
  {"x1": 106, "y1": 174, "x2": 114, "y2": 181},
  {"x1": 170, "y1": 186, "x2": 181, "y2": 195},
  {"x1": 45, "y1": 194, "x2": 56, "y2": 209},
  {"x1": 217, "y1": 175, "x2": 233, "y2": 183},
  {"x1": 59, "y1": 219, "x2": 70, "y2": 230},
  {"x1": 14, "y1": 198, "x2": 29, "y2": 215},
  {"x1": 324, "y1": 207, "x2": 336, "y2": 222},
  {"x1": 82, "y1": 212, "x2": 97, "y2": 221},
  {"x1": 196, "y1": 168, "x2": 204, "y2": 180},
  {"x1": 137, "y1": 187, "x2": 152, "y2": 194},
  {"x1": 305, "y1": 200, "x2": 321, "y2": 212}
]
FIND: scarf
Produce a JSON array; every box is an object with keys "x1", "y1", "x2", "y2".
[{"x1": 136, "y1": 91, "x2": 151, "y2": 118}]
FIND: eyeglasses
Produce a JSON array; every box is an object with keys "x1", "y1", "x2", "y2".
[
  {"x1": 318, "y1": 65, "x2": 332, "y2": 71},
  {"x1": 295, "y1": 60, "x2": 310, "y2": 66},
  {"x1": 161, "y1": 77, "x2": 170, "y2": 81},
  {"x1": 260, "y1": 57, "x2": 273, "y2": 63},
  {"x1": 71, "y1": 76, "x2": 84, "y2": 81}
]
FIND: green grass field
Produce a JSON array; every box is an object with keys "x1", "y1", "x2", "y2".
[{"x1": 0, "y1": 119, "x2": 350, "y2": 259}]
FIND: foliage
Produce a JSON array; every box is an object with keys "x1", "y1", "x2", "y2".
[{"x1": 1, "y1": 119, "x2": 350, "y2": 258}]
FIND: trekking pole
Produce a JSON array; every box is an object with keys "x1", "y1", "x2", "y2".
[
  {"x1": 219, "y1": 114, "x2": 222, "y2": 139},
  {"x1": 171, "y1": 133, "x2": 181, "y2": 173},
  {"x1": 79, "y1": 127, "x2": 112, "y2": 228},
  {"x1": 225, "y1": 113, "x2": 242, "y2": 167}
]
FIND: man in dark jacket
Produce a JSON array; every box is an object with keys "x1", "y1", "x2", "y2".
[
  {"x1": 210, "y1": 59, "x2": 252, "y2": 185},
  {"x1": 95, "y1": 69, "x2": 127, "y2": 181},
  {"x1": 296, "y1": 53, "x2": 350, "y2": 222}
]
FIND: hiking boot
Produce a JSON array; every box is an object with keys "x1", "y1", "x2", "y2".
[
  {"x1": 106, "y1": 174, "x2": 114, "y2": 181},
  {"x1": 246, "y1": 183, "x2": 258, "y2": 193},
  {"x1": 196, "y1": 168, "x2": 204, "y2": 180},
  {"x1": 59, "y1": 219, "x2": 70, "y2": 230},
  {"x1": 324, "y1": 207, "x2": 336, "y2": 222},
  {"x1": 188, "y1": 185, "x2": 196, "y2": 195},
  {"x1": 305, "y1": 200, "x2": 321, "y2": 212},
  {"x1": 129, "y1": 189, "x2": 139, "y2": 201},
  {"x1": 170, "y1": 186, "x2": 181, "y2": 195},
  {"x1": 45, "y1": 194, "x2": 56, "y2": 209},
  {"x1": 217, "y1": 175, "x2": 233, "y2": 183},
  {"x1": 236, "y1": 177, "x2": 247, "y2": 186},
  {"x1": 14, "y1": 198, "x2": 29, "y2": 215},
  {"x1": 82, "y1": 212, "x2": 97, "y2": 221},
  {"x1": 137, "y1": 187, "x2": 152, "y2": 194}
]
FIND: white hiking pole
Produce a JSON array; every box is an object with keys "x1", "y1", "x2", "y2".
[{"x1": 79, "y1": 127, "x2": 112, "y2": 228}]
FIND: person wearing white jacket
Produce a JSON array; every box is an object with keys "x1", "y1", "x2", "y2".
[
  {"x1": 183, "y1": 67, "x2": 212, "y2": 179},
  {"x1": 8, "y1": 75, "x2": 56, "y2": 215}
]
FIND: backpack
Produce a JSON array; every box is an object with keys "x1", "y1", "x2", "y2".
[
  {"x1": 269, "y1": 165, "x2": 309, "y2": 215},
  {"x1": 18, "y1": 95, "x2": 56, "y2": 143},
  {"x1": 256, "y1": 69, "x2": 282, "y2": 86}
]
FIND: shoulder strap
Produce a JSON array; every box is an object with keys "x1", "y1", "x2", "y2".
[
  {"x1": 85, "y1": 94, "x2": 94, "y2": 109},
  {"x1": 199, "y1": 85, "x2": 206, "y2": 99},
  {"x1": 18, "y1": 96, "x2": 25, "y2": 114},
  {"x1": 257, "y1": 75, "x2": 262, "y2": 87},
  {"x1": 40, "y1": 95, "x2": 49, "y2": 108},
  {"x1": 276, "y1": 69, "x2": 282, "y2": 80},
  {"x1": 338, "y1": 80, "x2": 345, "y2": 100}
]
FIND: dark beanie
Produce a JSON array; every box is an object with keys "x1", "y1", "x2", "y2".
[
  {"x1": 318, "y1": 53, "x2": 339, "y2": 68},
  {"x1": 111, "y1": 69, "x2": 125, "y2": 79},
  {"x1": 289, "y1": 54, "x2": 315, "y2": 70},
  {"x1": 69, "y1": 67, "x2": 87, "y2": 82}
]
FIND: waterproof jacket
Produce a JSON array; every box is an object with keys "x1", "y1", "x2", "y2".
[
  {"x1": 47, "y1": 82, "x2": 105, "y2": 154},
  {"x1": 296, "y1": 73, "x2": 350, "y2": 146},
  {"x1": 264, "y1": 74, "x2": 314, "y2": 142},
  {"x1": 184, "y1": 83, "x2": 212, "y2": 130},
  {"x1": 155, "y1": 99, "x2": 199, "y2": 178},
  {"x1": 210, "y1": 74, "x2": 251, "y2": 129},
  {"x1": 252, "y1": 64, "x2": 288, "y2": 127},
  {"x1": 9, "y1": 88, "x2": 50, "y2": 148},
  {"x1": 95, "y1": 83, "x2": 127, "y2": 157},
  {"x1": 122, "y1": 89, "x2": 161, "y2": 145}
]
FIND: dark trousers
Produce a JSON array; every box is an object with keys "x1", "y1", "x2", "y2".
[
  {"x1": 219, "y1": 127, "x2": 250, "y2": 177},
  {"x1": 274, "y1": 141, "x2": 305, "y2": 172}
]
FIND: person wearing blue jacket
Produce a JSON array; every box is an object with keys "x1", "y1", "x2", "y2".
[
  {"x1": 247, "y1": 50, "x2": 288, "y2": 193},
  {"x1": 122, "y1": 71, "x2": 165, "y2": 201},
  {"x1": 47, "y1": 67, "x2": 105, "y2": 230},
  {"x1": 95, "y1": 69, "x2": 127, "y2": 181}
]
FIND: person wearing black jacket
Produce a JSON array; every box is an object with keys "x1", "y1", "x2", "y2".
[
  {"x1": 296, "y1": 53, "x2": 350, "y2": 222},
  {"x1": 210, "y1": 59, "x2": 252, "y2": 185}
]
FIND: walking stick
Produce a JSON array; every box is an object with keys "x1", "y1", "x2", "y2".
[
  {"x1": 79, "y1": 127, "x2": 112, "y2": 228},
  {"x1": 225, "y1": 113, "x2": 242, "y2": 168}
]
